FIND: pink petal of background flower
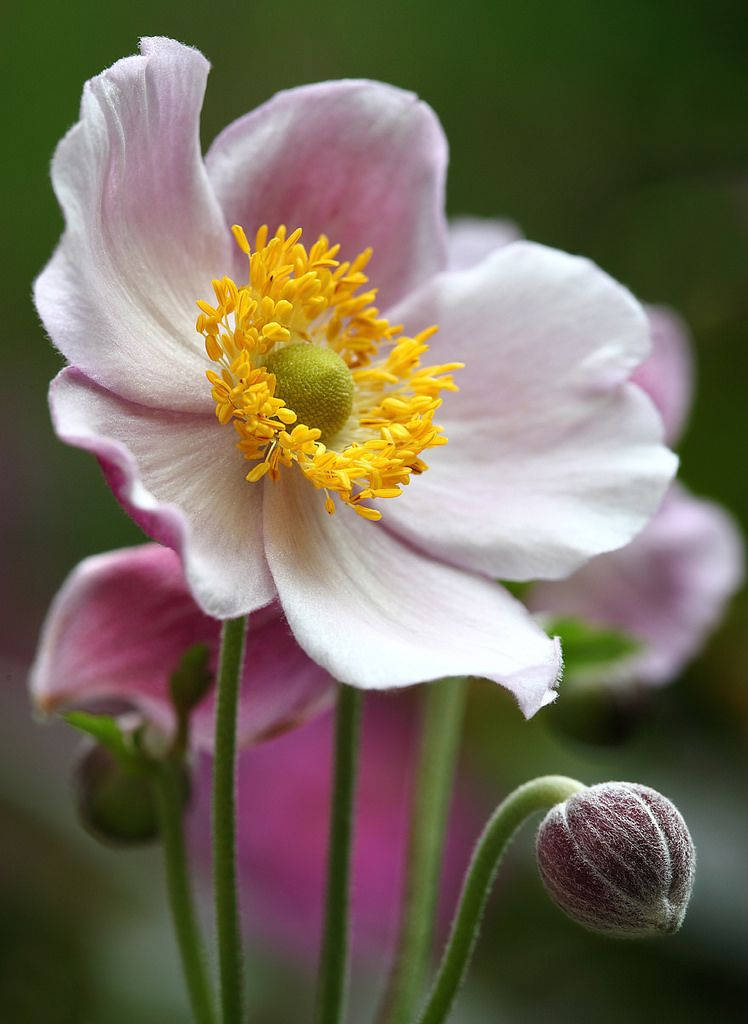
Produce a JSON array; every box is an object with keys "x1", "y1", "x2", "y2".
[
  {"x1": 631, "y1": 305, "x2": 694, "y2": 446},
  {"x1": 528, "y1": 484, "x2": 744, "y2": 686},
  {"x1": 30, "y1": 545, "x2": 334, "y2": 750}
]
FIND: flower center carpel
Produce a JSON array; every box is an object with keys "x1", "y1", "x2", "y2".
[
  {"x1": 264, "y1": 343, "x2": 354, "y2": 445},
  {"x1": 196, "y1": 225, "x2": 462, "y2": 522}
]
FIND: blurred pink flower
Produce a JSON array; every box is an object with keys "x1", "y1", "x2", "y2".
[
  {"x1": 448, "y1": 216, "x2": 743, "y2": 684},
  {"x1": 30, "y1": 544, "x2": 333, "y2": 750},
  {"x1": 190, "y1": 693, "x2": 479, "y2": 957},
  {"x1": 630, "y1": 307, "x2": 693, "y2": 447},
  {"x1": 528, "y1": 308, "x2": 743, "y2": 686},
  {"x1": 36, "y1": 39, "x2": 676, "y2": 715}
]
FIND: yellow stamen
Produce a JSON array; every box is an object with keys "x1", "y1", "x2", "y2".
[{"x1": 196, "y1": 225, "x2": 462, "y2": 520}]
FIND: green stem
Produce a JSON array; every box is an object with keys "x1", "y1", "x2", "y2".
[
  {"x1": 314, "y1": 684, "x2": 363, "y2": 1024},
  {"x1": 415, "y1": 775, "x2": 586, "y2": 1024},
  {"x1": 212, "y1": 616, "x2": 249, "y2": 1024},
  {"x1": 379, "y1": 678, "x2": 467, "y2": 1024},
  {"x1": 152, "y1": 759, "x2": 216, "y2": 1024}
]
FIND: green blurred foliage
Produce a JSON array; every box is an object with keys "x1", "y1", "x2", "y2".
[{"x1": 2, "y1": 0, "x2": 747, "y2": 1020}]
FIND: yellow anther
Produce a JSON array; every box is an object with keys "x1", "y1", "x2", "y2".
[
  {"x1": 232, "y1": 224, "x2": 251, "y2": 254},
  {"x1": 247, "y1": 461, "x2": 272, "y2": 482},
  {"x1": 196, "y1": 224, "x2": 458, "y2": 522},
  {"x1": 205, "y1": 335, "x2": 223, "y2": 362}
]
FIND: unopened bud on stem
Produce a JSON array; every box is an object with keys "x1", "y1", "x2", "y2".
[
  {"x1": 536, "y1": 781, "x2": 695, "y2": 937},
  {"x1": 75, "y1": 743, "x2": 159, "y2": 846}
]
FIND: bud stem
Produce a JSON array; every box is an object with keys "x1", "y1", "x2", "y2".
[
  {"x1": 378, "y1": 677, "x2": 467, "y2": 1024},
  {"x1": 212, "y1": 615, "x2": 249, "y2": 1024},
  {"x1": 152, "y1": 758, "x2": 216, "y2": 1024},
  {"x1": 415, "y1": 775, "x2": 586, "y2": 1024},
  {"x1": 314, "y1": 683, "x2": 363, "y2": 1024}
]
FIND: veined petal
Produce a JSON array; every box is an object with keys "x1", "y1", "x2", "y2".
[
  {"x1": 205, "y1": 80, "x2": 448, "y2": 309},
  {"x1": 448, "y1": 216, "x2": 522, "y2": 270},
  {"x1": 384, "y1": 242, "x2": 678, "y2": 581},
  {"x1": 528, "y1": 483, "x2": 744, "y2": 686},
  {"x1": 50, "y1": 368, "x2": 275, "y2": 619},
  {"x1": 263, "y1": 473, "x2": 561, "y2": 718},
  {"x1": 34, "y1": 37, "x2": 230, "y2": 411},
  {"x1": 634, "y1": 306, "x2": 695, "y2": 447},
  {"x1": 30, "y1": 545, "x2": 333, "y2": 751}
]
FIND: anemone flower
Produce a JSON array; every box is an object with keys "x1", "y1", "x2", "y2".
[
  {"x1": 447, "y1": 217, "x2": 743, "y2": 685},
  {"x1": 30, "y1": 544, "x2": 333, "y2": 750},
  {"x1": 36, "y1": 38, "x2": 676, "y2": 716}
]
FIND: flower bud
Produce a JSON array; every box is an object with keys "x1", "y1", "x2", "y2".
[
  {"x1": 75, "y1": 743, "x2": 159, "y2": 846},
  {"x1": 536, "y1": 782, "x2": 695, "y2": 937}
]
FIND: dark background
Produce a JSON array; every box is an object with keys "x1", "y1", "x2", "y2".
[{"x1": 2, "y1": 1, "x2": 747, "y2": 1020}]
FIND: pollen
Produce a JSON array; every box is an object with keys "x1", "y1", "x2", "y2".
[{"x1": 196, "y1": 224, "x2": 462, "y2": 521}]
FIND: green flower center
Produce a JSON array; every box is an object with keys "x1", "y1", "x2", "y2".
[{"x1": 264, "y1": 342, "x2": 354, "y2": 444}]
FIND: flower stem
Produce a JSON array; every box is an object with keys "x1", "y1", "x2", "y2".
[
  {"x1": 152, "y1": 758, "x2": 216, "y2": 1024},
  {"x1": 314, "y1": 683, "x2": 363, "y2": 1024},
  {"x1": 212, "y1": 615, "x2": 249, "y2": 1024},
  {"x1": 415, "y1": 775, "x2": 586, "y2": 1024},
  {"x1": 378, "y1": 677, "x2": 467, "y2": 1024}
]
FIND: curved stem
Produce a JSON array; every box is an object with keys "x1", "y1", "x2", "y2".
[
  {"x1": 212, "y1": 615, "x2": 249, "y2": 1024},
  {"x1": 315, "y1": 684, "x2": 363, "y2": 1024},
  {"x1": 378, "y1": 678, "x2": 467, "y2": 1024},
  {"x1": 415, "y1": 775, "x2": 586, "y2": 1024},
  {"x1": 152, "y1": 759, "x2": 216, "y2": 1024}
]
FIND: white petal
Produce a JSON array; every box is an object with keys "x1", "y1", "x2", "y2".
[
  {"x1": 384, "y1": 242, "x2": 678, "y2": 580},
  {"x1": 263, "y1": 473, "x2": 561, "y2": 717},
  {"x1": 35, "y1": 37, "x2": 231, "y2": 411},
  {"x1": 50, "y1": 368, "x2": 275, "y2": 618}
]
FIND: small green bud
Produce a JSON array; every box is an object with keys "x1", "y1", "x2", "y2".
[
  {"x1": 75, "y1": 744, "x2": 159, "y2": 846},
  {"x1": 265, "y1": 342, "x2": 354, "y2": 443}
]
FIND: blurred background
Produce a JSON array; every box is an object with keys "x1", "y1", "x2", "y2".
[{"x1": 2, "y1": 1, "x2": 747, "y2": 1020}]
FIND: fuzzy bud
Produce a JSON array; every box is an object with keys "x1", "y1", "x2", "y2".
[{"x1": 536, "y1": 782, "x2": 695, "y2": 937}]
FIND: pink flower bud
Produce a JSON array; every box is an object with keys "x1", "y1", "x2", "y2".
[{"x1": 536, "y1": 782, "x2": 695, "y2": 937}]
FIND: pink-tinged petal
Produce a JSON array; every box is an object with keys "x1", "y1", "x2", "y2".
[
  {"x1": 30, "y1": 545, "x2": 333, "y2": 751},
  {"x1": 448, "y1": 216, "x2": 522, "y2": 270},
  {"x1": 205, "y1": 80, "x2": 447, "y2": 309},
  {"x1": 528, "y1": 484, "x2": 744, "y2": 686},
  {"x1": 384, "y1": 242, "x2": 678, "y2": 581},
  {"x1": 50, "y1": 368, "x2": 275, "y2": 619},
  {"x1": 632, "y1": 306, "x2": 695, "y2": 446},
  {"x1": 263, "y1": 473, "x2": 561, "y2": 717},
  {"x1": 34, "y1": 37, "x2": 231, "y2": 411}
]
